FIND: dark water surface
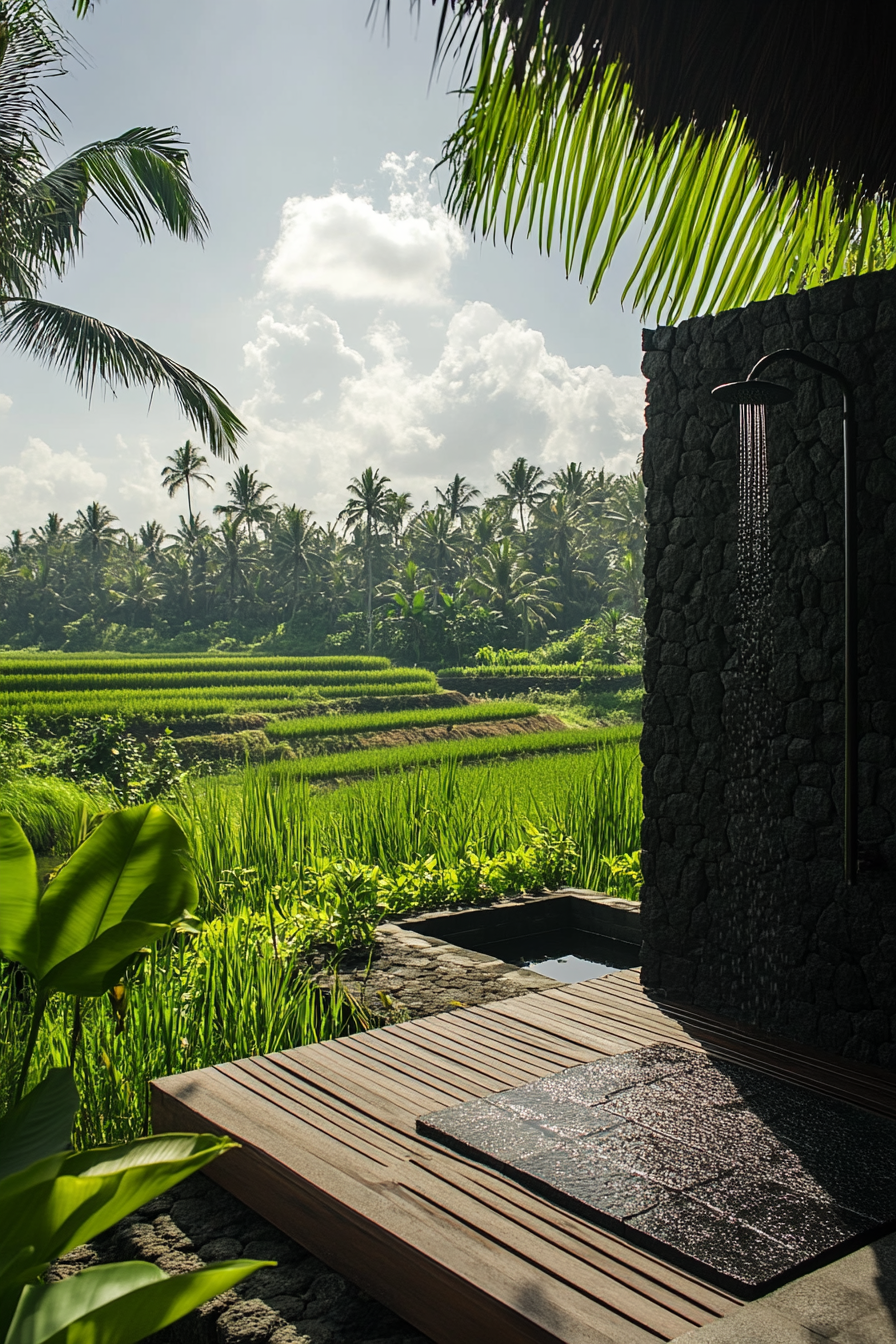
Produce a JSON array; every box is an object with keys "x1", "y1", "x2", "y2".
[{"x1": 483, "y1": 930, "x2": 640, "y2": 983}]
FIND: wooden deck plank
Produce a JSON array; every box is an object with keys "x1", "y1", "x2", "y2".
[
  {"x1": 152, "y1": 970, "x2": 895, "y2": 1344},
  {"x1": 154, "y1": 1066, "x2": 665, "y2": 1344}
]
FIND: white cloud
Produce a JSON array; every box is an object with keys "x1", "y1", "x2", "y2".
[
  {"x1": 113, "y1": 436, "x2": 168, "y2": 517},
  {"x1": 0, "y1": 438, "x2": 106, "y2": 536},
  {"x1": 242, "y1": 299, "x2": 644, "y2": 516},
  {"x1": 262, "y1": 153, "x2": 467, "y2": 306},
  {"x1": 0, "y1": 393, "x2": 12, "y2": 414}
]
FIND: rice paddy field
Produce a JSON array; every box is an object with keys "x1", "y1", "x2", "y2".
[
  {"x1": 0, "y1": 653, "x2": 438, "y2": 721},
  {"x1": 0, "y1": 650, "x2": 644, "y2": 1144}
]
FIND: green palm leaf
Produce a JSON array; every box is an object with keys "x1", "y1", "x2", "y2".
[
  {"x1": 440, "y1": 17, "x2": 896, "y2": 322},
  {"x1": 28, "y1": 127, "x2": 210, "y2": 276},
  {"x1": 0, "y1": 299, "x2": 245, "y2": 458}
]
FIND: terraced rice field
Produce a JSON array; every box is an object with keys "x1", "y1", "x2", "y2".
[
  {"x1": 0, "y1": 652, "x2": 641, "y2": 774},
  {"x1": 271, "y1": 723, "x2": 641, "y2": 781},
  {"x1": 0, "y1": 654, "x2": 437, "y2": 722}
]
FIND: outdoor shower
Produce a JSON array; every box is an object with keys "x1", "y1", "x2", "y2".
[{"x1": 711, "y1": 350, "x2": 858, "y2": 886}]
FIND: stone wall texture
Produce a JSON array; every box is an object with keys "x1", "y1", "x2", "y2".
[{"x1": 640, "y1": 269, "x2": 896, "y2": 1068}]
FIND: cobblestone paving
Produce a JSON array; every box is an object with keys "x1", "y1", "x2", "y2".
[
  {"x1": 60, "y1": 917, "x2": 556, "y2": 1344},
  {"x1": 330, "y1": 919, "x2": 554, "y2": 1018}
]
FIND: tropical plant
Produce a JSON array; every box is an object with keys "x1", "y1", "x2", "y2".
[
  {"x1": 75, "y1": 503, "x2": 122, "y2": 565},
  {"x1": 0, "y1": 462, "x2": 646, "y2": 660},
  {"x1": 0, "y1": 1069, "x2": 265, "y2": 1344},
  {"x1": 436, "y1": 473, "x2": 480, "y2": 523},
  {"x1": 270, "y1": 506, "x2": 319, "y2": 624},
  {"x1": 0, "y1": 803, "x2": 198, "y2": 1101},
  {"x1": 338, "y1": 467, "x2": 393, "y2": 651},
  {"x1": 431, "y1": 6, "x2": 896, "y2": 323},
  {"x1": 213, "y1": 466, "x2": 276, "y2": 541},
  {"x1": 468, "y1": 538, "x2": 558, "y2": 648},
  {"x1": 161, "y1": 441, "x2": 215, "y2": 527},
  {"x1": 495, "y1": 456, "x2": 547, "y2": 532},
  {"x1": 0, "y1": 1, "x2": 244, "y2": 456}
]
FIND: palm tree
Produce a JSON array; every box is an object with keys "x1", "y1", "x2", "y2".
[
  {"x1": 411, "y1": 507, "x2": 459, "y2": 603},
  {"x1": 531, "y1": 491, "x2": 589, "y2": 621},
  {"x1": 29, "y1": 512, "x2": 69, "y2": 547},
  {"x1": 75, "y1": 502, "x2": 121, "y2": 566},
  {"x1": 271, "y1": 506, "x2": 319, "y2": 624},
  {"x1": 605, "y1": 473, "x2": 647, "y2": 566},
  {"x1": 138, "y1": 520, "x2": 167, "y2": 565},
  {"x1": 495, "y1": 457, "x2": 547, "y2": 533},
  {"x1": 608, "y1": 551, "x2": 644, "y2": 616},
  {"x1": 550, "y1": 463, "x2": 594, "y2": 505},
  {"x1": 0, "y1": 3, "x2": 244, "y2": 457},
  {"x1": 468, "y1": 538, "x2": 558, "y2": 650},
  {"x1": 6, "y1": 530, "x2": 27, "y2": 559},
  {"x1": 432, "y1": 4, "x2": 896, "y2": 323},
  {"x1": 382, "y1": 490, "x2": 413, "y2": 548},
  {"x1": 213, "y1": 466, "x2": 275, "y2": 540},
  {"x1": 107, "y1": 561, "x2": 162, "y2": 627},
  {"x1": 338, "y1": 467, "x2": 392, "y2": 651},
  {"x1": 161, "y1": 441, "x2": 215, "y2": 526},
  {"x1": 214, "y1": 518, "x2": 249, "y2": 617},
  {"x1": 436, "y1": 474, "x2": 480, "y2": 525}
]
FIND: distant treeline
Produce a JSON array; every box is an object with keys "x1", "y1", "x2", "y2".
[{"x1": 0, "y1": 453, "x2": 644, "y2": 662}]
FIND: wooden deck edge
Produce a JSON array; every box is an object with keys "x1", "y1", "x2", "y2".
[{"x1": 152, "y1": 1080, "x2": 642, "y2": 1344}]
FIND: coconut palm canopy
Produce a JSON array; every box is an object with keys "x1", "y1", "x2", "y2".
[
  {"x1": 395, "y1": 1, "x2": 896, "y2": 322},
  {"x1": 0, "y1": 0, "x2": 244, "y2": 456}
]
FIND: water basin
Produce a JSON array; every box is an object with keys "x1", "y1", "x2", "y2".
[
  {"x1": 398, "y1": 889, "x2": 641, "y2": 985},
  {"x1": 481, "y1": 929, "x2": 640, "y2": 983}
]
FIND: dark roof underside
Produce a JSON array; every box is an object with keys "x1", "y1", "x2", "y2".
[{"x1": 443, "y1": 0, "x2": 896, "y2": 197}]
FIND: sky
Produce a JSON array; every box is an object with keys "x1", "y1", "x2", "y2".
[{"x1": 0, "y1": 0, "x2": 647, "y2": 538}]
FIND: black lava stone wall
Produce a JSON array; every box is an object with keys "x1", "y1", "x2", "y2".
[{"x1": 640, "y1": 270, "x2": 896, "y2": 1068}]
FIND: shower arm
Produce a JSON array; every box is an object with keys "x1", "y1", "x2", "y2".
[{"x1": 746, "y1": 348, "x2": 858, "y2": 887}]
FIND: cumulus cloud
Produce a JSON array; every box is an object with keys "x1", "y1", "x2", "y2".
[
  {"x1": 242, "y1": 299, "x2": 644, "y2": 516},
  {"x1": 262, "y1": 153, "x2": 467, "y2": 306},
  {"x1": 0, "y1": 438, "x2": 106, "y2": 536},
  {"x1": 0, "y1": 393, "x2": 12, "y2": 414}
]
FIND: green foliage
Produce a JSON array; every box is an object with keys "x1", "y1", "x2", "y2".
[
  {"x1": 0, "y1": 1, "x2": 244, "y2": 455},
  {"x1": 598, "y1": 849, "x2": 642, "y2": 902},
  {"x1": 59, "y1": 716, "x2": 184, "y2": 805},
  {"x1": 0, "y1": 805, "x2": 198, "y2": 1100},
  {"x1": 439, "y1": 18, "x2": 896, "y2": 323},
  {"x1": 266, "y1": 699, "x2": 535, "y2": 739},
  {"x1": 0, "y1": 778, "x2": 106, "y2": 855},
  {"x1": 286, "y1": 823, "x2": 578, "y2": 950},
  {"x1": 0, "y1": 1072, "x2": 265, "y2": 1344},
  {"x1": 6, "y1": 806, "x2": 197, "y2": 998},
  {"x1": 266, "y1": 723, "x2": 639, "y2": 782},
  {"x1": 1, "y1": 465, "x2": 645, "y2": 660},
  {"x1": 182, "y1": 744, "x2": 642, "y2": 912},
  {"x1": 0, "y1": 720, "x2": 34, "y2": 783}
]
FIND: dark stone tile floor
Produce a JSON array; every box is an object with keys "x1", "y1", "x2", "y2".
[{"x1": 418, "y1": 1043, "x2": 896, "y2": 1294}]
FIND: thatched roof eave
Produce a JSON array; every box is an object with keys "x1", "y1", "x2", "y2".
[{"x1": 420, "y1": 0, "x2": 896, "y2": 198}]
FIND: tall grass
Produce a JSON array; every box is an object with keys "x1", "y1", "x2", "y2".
[
  {"x1": 179, "y1": 741, "x2": 643, "y2": 910},
  {"x1": 439, "y1": 662, "x2": 639, "y2": 679},
  {"x1": 0, "y1": 912, "x2": 371, "y2": 1147},
  {"x1": 267, "y1": 700, "x2": 536, "y2": 739},
  {"x1": 0, "y1": 776, "x2": 109, "y2": 853},
  {"x1": 266, "y1": 724, "x2": 640, "y2": 781}
]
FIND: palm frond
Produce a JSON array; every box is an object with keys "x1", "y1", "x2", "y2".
[
  {"x1": 440, "y1": 17, "x2": 896, "y2": 323},
  {"x1": 0, "y1": 297, "x2": 244, "y2": 458},
  {"x1": 30, "y1": 127, "x2": 209, "y2": 272}
]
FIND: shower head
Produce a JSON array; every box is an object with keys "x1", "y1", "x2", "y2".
[{"x1": 711, "y1": 379, "x2": 794, "y2": 406}]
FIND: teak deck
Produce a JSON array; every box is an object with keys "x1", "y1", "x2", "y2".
[{"x1": 151, "y1": 970, "x2": 896, "y2": 1344}]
